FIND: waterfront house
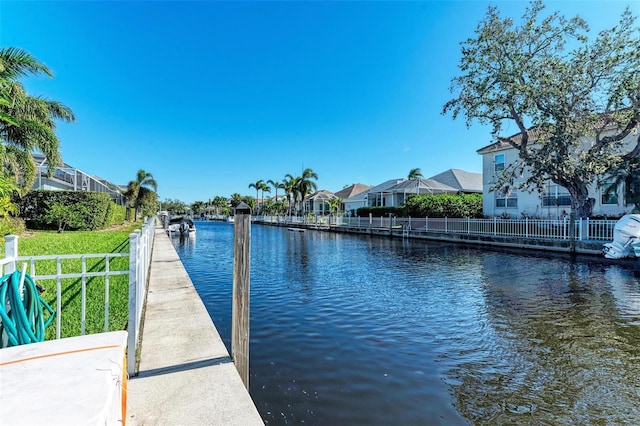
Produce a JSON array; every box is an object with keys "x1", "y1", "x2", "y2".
[
  {"x1": 383, "y1": 178, "x2": 459, "y2": 207},
  {"x1": 342, "y1": 169, "x2": 482, "y2": 215},
  {"x1": 304, "y1": 190, "x2": 337, "y2": 215},
  {"x1": 334, "y1": 183, "x2": 372, "y2": 214},
  {"x1": 31, "y1": 153, "x2": 125, "y2": 205},
  {"x1": 477, "y1": 128, "x2": 639, "y2": 219},
  {"x1": 342, "y1": 178, "x2": 405, "y2": 215}
]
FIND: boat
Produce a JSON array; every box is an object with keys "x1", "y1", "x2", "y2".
[
  {"x1": 602, "y1": 214, "x2": 640, "y2": 259},
  {"x1": 227, "y1": 216, "x2": 235, "y2": 223},
  {"x1": 166, "y1": 216, "x2": 196, "y2": 237}
]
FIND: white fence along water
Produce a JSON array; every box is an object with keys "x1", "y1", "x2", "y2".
[
  {"x1": 255, "y1": 215, "x2": 617, "y2": 242},
  {"x1": 0, "y1": 216, "x2": 155, "y2": 375}
]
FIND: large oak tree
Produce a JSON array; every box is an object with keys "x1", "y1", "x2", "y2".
[{"x1": 443, "y1": 0, "x2": 640, "y2": 217}]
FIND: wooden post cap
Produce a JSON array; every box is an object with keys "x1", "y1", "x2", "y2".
[{"x1": 235, "y1": 202, "x2": 252, "y2": 215}]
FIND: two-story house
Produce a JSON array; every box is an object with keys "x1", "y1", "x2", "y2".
[{"x1": 477, "y1": 129, "x2": 638, "y2": 219}]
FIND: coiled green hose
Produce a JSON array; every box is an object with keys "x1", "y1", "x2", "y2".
[{"x1": 0, "y1": 270, "x2": 55, "y2": 348}]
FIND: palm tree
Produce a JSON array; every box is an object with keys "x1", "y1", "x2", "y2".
[
  {"x1": 229, "y1": 193, "x2": 243, "y2": 208},
  {"x1": 125, "y1": 169, "x2": 158, "y2": 222},
  {"x1": 249, "y1": 179, "x2": 264, "y2": 204},
  {"x1": 211, "y1": 195, "x2": 228, "y2": 215},
  {"x1": 408, "y1": 168, "x2": 423, "y2": 180},
  {"x1": 267, "y1": 179, "x2": 285, "y2": 206},
  {"x1": 0, "y1": 47, "x2": 75, "y2": 192},
  {"x1": 298, "y1": 168, "x2": 318, "y2": 214},
  {"x1": 327, "y1": 197, "x2": 343, "y2": 215},
  {"x1": 260, "y1": 182, "x2": 271, "y2": 213},
  {"x1": 604, "y1": 157, "x2": 640, "y2": 212},
  {"x1": 284, "y1": 174, "x2": 302, "y2": 215}
]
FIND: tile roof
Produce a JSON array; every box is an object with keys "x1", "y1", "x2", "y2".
[{"x1": 334, "y1": 183, "x2": 372, "y2": 199}]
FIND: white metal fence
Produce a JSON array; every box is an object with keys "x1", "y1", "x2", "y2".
[
  {"x1": 0, "y1": 216, "x2": 155, "y2": 375},
  {"x1": 255, "y1": 215, "x2": 617, "y2": 242}
]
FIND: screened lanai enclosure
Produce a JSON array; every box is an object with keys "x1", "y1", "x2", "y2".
[
  {"x1": 368, "y1": 178, "x2": 459, "y2": 207},
  {"x1": 304, "y1": 190, "x2": 337, "y2": 215},
  {"x1": 32, "y1": 154, "x2": 125, "y2": 205}
]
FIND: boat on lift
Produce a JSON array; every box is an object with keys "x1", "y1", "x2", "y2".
[{"x1": 602, "y1": 214, "x2": 640, "y2": 259}]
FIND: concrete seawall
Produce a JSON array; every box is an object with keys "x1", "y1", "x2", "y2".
[
  {"x1": 127, "y1": 228, "x2": 263, "y2": 425},
  {"x1": 260, "y1": 221, "x2": 614, "y2": 257}
]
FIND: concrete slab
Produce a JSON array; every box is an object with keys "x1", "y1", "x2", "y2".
[{"x1": 127, "y1": 229, "x2": 263, "y2": 425}]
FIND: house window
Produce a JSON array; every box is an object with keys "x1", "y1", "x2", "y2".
[
  {"x1": 601, "y1": 181, "x2": 619, "y2": 205},
  {"x1": 494, "y1": 154, "x2": 505, "y2": 172},
  {"x1": 542, "y1": 184, "x2": 571, "y2": 207},
  {"x1": 495, "y1": 187, "x2": 517, "y2": 208}
]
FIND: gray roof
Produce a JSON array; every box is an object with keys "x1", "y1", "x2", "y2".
[
  {"x1": 387, "y1": 178, "x2": 458, "y2": 194},
  {"x1": 428, "y1": 169, "x2": 482, "y2": 193},
  {"x1": 343, "y1": 179, "x2": 404, "y2": 202}
]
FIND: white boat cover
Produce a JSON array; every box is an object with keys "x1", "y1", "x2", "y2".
[
  {"x1": 0, "y1": 331, "x2": 127, "y2": 425},
  {"x1": 602, "y1": 214, "x2": 640, "y2": 259}
]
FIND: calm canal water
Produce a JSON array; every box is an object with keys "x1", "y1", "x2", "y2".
[{"x1": 173, "y1": 220, "x2": 640, "y2": 425}]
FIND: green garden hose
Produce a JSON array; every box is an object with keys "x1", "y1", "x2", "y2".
[{"x1": 0, "y1": 270, "x2": 55, "y2": 348}]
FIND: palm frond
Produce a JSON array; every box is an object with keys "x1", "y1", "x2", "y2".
[{"x1": 0, "y1": 47, "x2": 53, "y2": 79}]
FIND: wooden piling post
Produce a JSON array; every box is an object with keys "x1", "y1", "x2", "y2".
[{"x1": 232, "y1": 202, "x2": 251, "y2": 388}]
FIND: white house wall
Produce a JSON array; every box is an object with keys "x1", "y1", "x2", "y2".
[
  {"x1": 344, "y1": 199, "x2": 367, "y2": 215},
  {"x1": 480, "y1": 131, "x2": 638, "y2": 218}
]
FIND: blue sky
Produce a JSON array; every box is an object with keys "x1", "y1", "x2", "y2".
[{"x1": 1, "y1": 1, "x2": 636, "y2": 203}]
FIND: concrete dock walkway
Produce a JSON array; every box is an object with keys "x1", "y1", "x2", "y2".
[{"x1": 127, "y1": 229, "x2": 263, "y2": 425}]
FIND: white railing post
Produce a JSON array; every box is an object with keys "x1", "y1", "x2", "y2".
[
  {"x1": 525, "y1": 217, "x2": 529, "y2": 238},
  {"x1": 134, "y1": 229, "x2": 143, "y2": 334},
  {"x1": 578, "y1": 218, "x2": 583, "y2": 241},
  {"x1": 585, "y1": 217, "x2": 590, "y2": 241},
  {"x1": 127, "y1": 232, "x2": 139, "y2": 376},
  {"x1": 4, "y1": 235, "x2": 18, "y2": 274}
]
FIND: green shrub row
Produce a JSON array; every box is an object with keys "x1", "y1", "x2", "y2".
[
  {"x1": 404, "y1": 193, "x2": 483, "y2": 218},
  {"x1": 356, "y1": 193, "x2": 483, "y2": 218},
  {"x1": 106, "y1": 202, "x2": 127, "y2": 227},
  {"x1": 18, "y1": 190, "x2": 125, "y2": 231}
]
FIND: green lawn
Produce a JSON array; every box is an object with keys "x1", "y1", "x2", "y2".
[{"x1": 1, "y1": 223, "x2": 141, "y2": 340}]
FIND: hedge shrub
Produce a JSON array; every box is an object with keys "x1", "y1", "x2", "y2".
[
  {"x1": 105, "y1": 202, "x2": 126, "y2": 227},
  {"x1": 404, "y1": 193, "x2": 483, "y2": 218},
  {"x1": 356, "y1": 194, "x2": 483, "y2": 218},
  {"x1": 19, "y1": 190, "x2": 123, "y2": 230}
]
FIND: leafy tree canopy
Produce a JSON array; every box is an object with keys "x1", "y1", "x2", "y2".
[{"x1": 443, "y1": 0, "x2": 640, "y2": 217}]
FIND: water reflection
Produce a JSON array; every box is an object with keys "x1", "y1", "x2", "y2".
[
  {"x1": 173, "y1": 222, "x2": 640, "y2": 425},
  {"x1": 447, "y1": 255, "x2": 640, "y2": 424}
]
